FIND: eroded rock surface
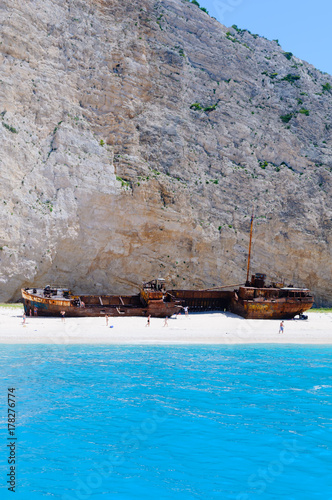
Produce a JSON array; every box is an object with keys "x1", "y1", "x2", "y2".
[{"x1": 0, "y1": 0, "x2": 331, "y2": 305}]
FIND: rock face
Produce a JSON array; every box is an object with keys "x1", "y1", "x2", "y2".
[{"x1": 0, "y1": 0, "x2": 331, "y2": 305}]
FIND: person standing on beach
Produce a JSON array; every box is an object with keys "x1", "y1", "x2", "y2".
[
  {"x1": 60, "y1": 310, "x2": 65, "y2": 322},
  {"x1": 22, "y1": 312, "x2": 26, "y2": 325},
  {"x1": 279, "y1": 321, "x2": 284, "y2": 334},
  {"x1": 184, "y1": 306, "x2": 189, "y2": 317},
  {"x1": 146, "y1": 315, "x2": 151, "y2": 327},
  {"x1": 163, "y1": 316, "x2": 168, "y2": 327},
  {"x1": 105, "y1": 314, "x2": 109, "y2": 326}
]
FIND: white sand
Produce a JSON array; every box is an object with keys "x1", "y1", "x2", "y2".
[{"x1": 0, "y1": 307, "x2": 331, "y2": 344}]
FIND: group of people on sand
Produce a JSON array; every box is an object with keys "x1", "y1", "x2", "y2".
[
  {"x1": 23, "y1": 307, "x2": 39, "y2": 322},
  {"x1": 145, "y1": 315, "x2": 169, "y2": 327},
  {"x1": 22, "y1": 309, "x2": 286, "y2": 333},
  {"x1": 145, "y1": 315, "x2": 170, "y2": 327},
  {"x1": 145, "y1": 305, "x2": 189, "y2": 327},
  {"x1": 23, "y1": 309, "x2": 188, "y2": 327},
  {"x1": 105, "y1": 310, "x2": 186, "y2": 328}
]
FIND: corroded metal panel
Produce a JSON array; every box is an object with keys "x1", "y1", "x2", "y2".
[{"x1": 21, "y1": 287, "x2": 182, "y2": 318}]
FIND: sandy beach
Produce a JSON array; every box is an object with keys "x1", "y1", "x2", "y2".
[{"x1": 0, "y1": 306, "x2": 331, "y2": 344}]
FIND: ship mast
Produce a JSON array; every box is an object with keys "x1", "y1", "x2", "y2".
[{"x1": 246, "y1": 211, "x2": 254, "y2": 285}]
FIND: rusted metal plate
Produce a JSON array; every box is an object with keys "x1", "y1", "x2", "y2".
[
  {"x1": 168, "y1": 290, "x2": 233, "y2": 311},
  {"x1": 21, "y1": 287, "x2": 182, "y2": 318},
  {"x1": 230, "y1": 294, "x2": 314, "y2": 319}
]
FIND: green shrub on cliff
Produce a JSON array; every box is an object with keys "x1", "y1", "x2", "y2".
[
  {"x1": 203, "y1": 103, "x2": 218, "y2": 112},
  {"x1": 280, "y1": 113, "x2": 293, "y2": 123},
  {"x1": 2, "y1": 122, "x2": 18, "y2": 133},
  {"x1": 283, "y1": 52, "x2": 293, "y2": 60},
  {"x1": 322, "y1": 82, "x2": 331, "y2": 92},
  {"x1": 282, "y1": 74, "x2": 300, "y2": 84},
  {"x1": 190, "y1": 103, "x2": 202, "y2": 110}
]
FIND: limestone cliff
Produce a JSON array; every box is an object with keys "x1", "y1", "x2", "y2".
[{"x1": 0, "y1": 0, "x2": 331, "y2": 305}]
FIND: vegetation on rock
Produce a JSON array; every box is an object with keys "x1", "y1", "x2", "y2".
[{"x1": 0, "y1": 0, "x2": 331, "y2": 306}]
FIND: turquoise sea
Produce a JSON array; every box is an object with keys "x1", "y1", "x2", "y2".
[{"x1": 0, "y1": 344, "x2": 331, "y2": 499}]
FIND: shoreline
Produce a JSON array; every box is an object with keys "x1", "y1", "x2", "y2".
[{"x1": 0, "y1": 307, "x2": 331, "y2": 345}]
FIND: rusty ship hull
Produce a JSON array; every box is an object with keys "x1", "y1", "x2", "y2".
[
  {"x1": 169, "y1": 286, "x2": 314, "y2": 319},
  {"x1": 168, "y1": 289, "x2": 232, "y2": 311},
  {"x1": 22, "y1": 282, "x2": 182, "y2": 318},
  {"x1": 226, "y1": 213, "x2": 314, "y2": 319},
  {"x1": 230, "y1": 283, "x2": 314, "y2": 319}
]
